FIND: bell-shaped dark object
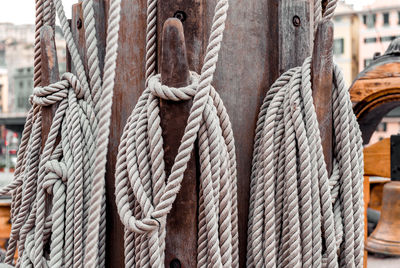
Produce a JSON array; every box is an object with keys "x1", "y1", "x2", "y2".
[{"x1": 366, "y1": 181, "x2": 400, "y2": 255}]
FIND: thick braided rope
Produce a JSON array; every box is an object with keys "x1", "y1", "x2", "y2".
[
  {"x1": 115, "y1": 0, "x2": 239, "y2": 265},
  {"x1": 0, "y1": 0, "x2": 122, "y2": 266},
  {"x1": 246, "y1": 58, "x2": 364, "y2": 267},
  {"x1": 84, "y1": 0, "x2": 121, "y2": 266}
]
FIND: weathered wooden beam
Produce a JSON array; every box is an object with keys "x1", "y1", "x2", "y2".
[
  {"x1": 102, "y1": 0, "x2": 148, "y2": 266},
  {"x1": 40, "y1": 25, "x2": 60, "y2": 148},
  {"x1": 156, "y1": 0, "x2": 204, "y2": 266},
  {"x1": 312, "y1": 20, "x2": 334, "y2": 175},
  {"x1": 159, "y1": 18, "x2": 197, "y2": 267},
  {"x1": 279, "y1": 0, "x2": 313, "y2": 72}
]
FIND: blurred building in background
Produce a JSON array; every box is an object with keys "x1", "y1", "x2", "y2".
[
  {"x1": 13, "y1": 67, "x2": 33, "y2": 112},
  {"x1": 0, "y1": 23, "x2": 35, "y2": 44},
  {"x1": 358, "y1": 1, "x2": 400, "y2": 71},
  {"x1": 0, "y1": 68, "x2": 8, "y2": 113},
  {"x1": 333, "y1": 2, "x2": 360, "y2": 86},
  {"x1": 333, "y1": 0, "x2": 400, "y2": 85},
  {"x1": 333, "y1": 1, "x2": 400, "y2": 145}
]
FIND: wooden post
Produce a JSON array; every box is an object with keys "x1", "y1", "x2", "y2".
[
  {"x1": 279, "y1": 0, "x2": 313, "y2": 72},
  {"x1": 103, "y1": 0, "x2": 148, "y2": 266},
  {"x1": 311, "y1": 20, "x2": 334, "y2": 175},
  {"x1": 40, "y1": 25, "x2": 60, "y2": 147},
  {"x1": 156, "y1": 0, "x2": 205, "y2": 266},
  {"x1": 61, "y1": 1, "x2": 324, "y2": 267},
  {"x1": 159, "y1": 18, "x2": 198, "y2": 267}
]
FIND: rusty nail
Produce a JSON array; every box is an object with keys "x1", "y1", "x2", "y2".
[
  {"x1": 173, "y1": 11, "x2": 187, "y2": 22},
  {"x1": 77, "y1": 18, "x2": 82, "y2": 29},
  {"x1": 292, "y1": 15, "x2": 301, "y2": 27},
  {"x1": 170, "y1": 259, "x2": 181, "y2": 268}
]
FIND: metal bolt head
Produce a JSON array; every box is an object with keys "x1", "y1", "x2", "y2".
[
  {"x1": 77, "y1": 18, "x2": 82, "y2": 29},
  {"x1": 170, "y1": 259, "x2": 181, "y2": 268},
  {"x1": 174, "y1": 11, "x2": 187, "y2": 22},
  {"x1": 293, "y1": 15, "x2": 301, "y2": 27}
]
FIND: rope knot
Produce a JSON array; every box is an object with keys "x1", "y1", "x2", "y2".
[
  {"x1": 148, "y1": 71, "x2": 199, "y2": 101},
  {"x1": 31, "y1": 72, "x2": 84, "y2": 106},
  {"x1": 42, "y1": 160, "x2": 68, "y2": 194}
]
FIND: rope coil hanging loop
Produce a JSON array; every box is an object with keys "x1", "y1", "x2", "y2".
[
  {"x1": 115, "y1": 0, "x2": 239, "y2": 266},
  {"x1": 0, "y1": 0, "x2": 122, "y2": 267},
  {"x1": 247, "y1": 1, "x2": 364, "y2": 267}
]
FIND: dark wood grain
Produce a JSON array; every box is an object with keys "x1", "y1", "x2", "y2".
[
  {"x1": 102, "y1": 0, "x2": 148, "y2": 266},
  {"x1": 211, "y1": 0, "x2": 313, "y2": 266},
  {"x1": 160, "y1": 18, "x2": 198, "y2": 267},
  {"x1": 279, "y1": 0, "x2": 312, "y2": 72},
  {"x1": 40, "y1": 25, "x2": 60, "y2": 148},
  {"x1": 312, "y1": 20, "x2": 334, "y2": 175},
  {"x1": 67, "y1": 0, "x2": 317, "y2": 266}
]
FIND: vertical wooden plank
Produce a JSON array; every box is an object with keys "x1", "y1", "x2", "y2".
[
  {"x1": 102, "y1": 0, "x2": 148, "y2": 267},
  {"x1": 210, "y1": 0, "x2": 313, "y2": 265},
  {"x1": 156, "y1": 0, "x2": 205, "y2": 266},
  {"x1": 279, "y1": 0, "x2": 313, "y2": 72},
  {"x1": 157, "y1": 0, "x2": 206, "y2": 75},
  {"x1": 40, "y1": 25, "x2": 60, "y2": 147},
  {"x1": 311, "y1": 20, "x2": 334, "y2": 175},
  {"x1": 159, "y1": 18, "x2": 197, "y2": 267}
]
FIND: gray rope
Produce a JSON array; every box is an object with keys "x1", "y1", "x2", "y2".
[
  {"x1": 115, "y1": 0, "x2": 239, "y2": 266},
  {"x1": 247, "y1": 1, "x2": 362, "y2": 266},
  {"x1": 246, "y1": 59, "x2": 364, "y2": 268},
  {"x1": 0, "y1": 0, "x2": 122, "y2": 267}
]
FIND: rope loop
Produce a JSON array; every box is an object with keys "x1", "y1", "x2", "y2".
[
  {"x1": 148, "y1": 71, "x2": 199, "y2": 101},
  {"x1": 31, "y1": 72, "x2": 84, "y2": 106},
  {"x1": 1, "y1": 0, "x2": 122, "y2": 266},
  {"x1": 42, "y1": 160, "x2": 68, "y2": 194}
]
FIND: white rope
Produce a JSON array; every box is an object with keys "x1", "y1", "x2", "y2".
[
  {"x1": 246, "y1": 1, "x2": 363, "y2": 266},
  {"x1": 0, "y1": 0, "x2": 122, "y2": 267},
  {"x1": 115, "y1": 0, "x2": 239, "y2": 266},
  {"x1": 246, "y1": 58, "x2": 364, "y2": 267}
]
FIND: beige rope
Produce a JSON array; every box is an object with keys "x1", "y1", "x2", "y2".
[
  {"x1": 246, "y1": 1, "x2": 363, "y2": 266},
  {"x1": 0, "y1": 0, "x2": 122, "y2": 267},
  {"x1": 115, "y1": 0, "x2": 239, "y2": 266}
]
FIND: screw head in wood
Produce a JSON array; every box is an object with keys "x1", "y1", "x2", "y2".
[
  {"x1": 173, "y1": 11, "x2": 187, "y2": 22},
  {"x1": 292, "y1": 15, "x2": 301, "y2": 27},
  {"x1": 77, "y1": 18, "x2": 82, "y2": 29},
  {"x1": 170, "y1": 259, "x2": 181, "y2": 268}
]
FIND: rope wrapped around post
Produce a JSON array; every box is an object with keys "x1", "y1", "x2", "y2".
[
  {"x1": 115, "y1": 0, "x2": 239, "y2": 265},
  {"x1": 247, "y1": 0, "x2": 364, "y2": 267},
  {"x1": 0, "y1": 0, "x2": 122, "y2": 267}
]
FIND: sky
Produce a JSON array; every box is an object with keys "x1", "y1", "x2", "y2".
[
  {"x1": 0, "y1": 0, "x2": 377, "y2": 25},
  {"x1": 0, "y1": 0, "x2": 77, "y2": 25}
]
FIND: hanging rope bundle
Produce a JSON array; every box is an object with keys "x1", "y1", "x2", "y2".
[
  {"x1": 0, "y1": 0, "x2": 122, "y2": 267},
  {"x1": 247, "y1": 1, "x2": 364, "y2": 267},
  {"x1": 114, "y1": 0, "x2": 239, "y2": 266}
]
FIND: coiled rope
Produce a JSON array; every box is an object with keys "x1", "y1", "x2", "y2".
[
  {"x1": 114, "y1": 0, "x2": 239, "y2": 266},
  {"x1": 0, "y1": 0, "x2": 122, "y2": 267},
  {"x1": 246, "y1": 1, "x2": 364, "y2": 267}
]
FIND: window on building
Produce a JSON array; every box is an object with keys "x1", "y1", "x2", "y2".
[
  {"x1": 366, "y1": 13, "x2": 376, "y2": 28},
  {"x1": 364, "y1": 58, "x2": 373, "y2": 68},
  {"x1": 334, "y1": 16, "x2": 342, "y2": 22},
  {"x1": 364, "y1": 37, "x2": 377, "y2": 43},
  {"x1": 19, "y1": 81, "x2": 23, "y2": 88},
  {"x1": 381, "y1": 36, "x2": 397, "y2": 42},
  {"x1": 363, "y1": 15, "x2": 367, "y2": 25},
  {"x1": 333, "y1": 38, "x2": 344, "y2": 55},
  {"x1": 383, "y1": 13, "x2": 390, "y2": 26},
  {"x1": 398, "y1": 12, "x2": 400, "y2": 25},
  {"x1": 377, "y1": 122, "x2": 387, "y2": 132}
]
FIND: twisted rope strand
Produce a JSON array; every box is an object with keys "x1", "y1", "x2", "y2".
[{"x1": 1, "y1": 0, "x2": 122, "y2": 266}]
